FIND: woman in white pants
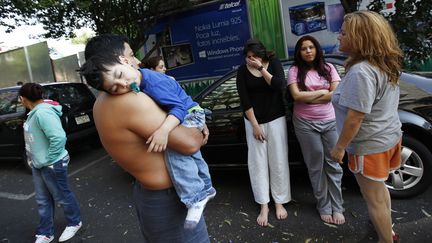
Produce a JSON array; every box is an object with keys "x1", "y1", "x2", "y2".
[{"x1": 236, "y1": 39, "x2": 291, "y2": 227}]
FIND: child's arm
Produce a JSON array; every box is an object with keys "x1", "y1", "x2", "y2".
[{"x1": 146, "y1": 114, "x2": 180, "y2": 152}]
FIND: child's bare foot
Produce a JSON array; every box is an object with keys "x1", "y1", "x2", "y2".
[
  {"x1": 257, "y1": 204, "x2": 269, "y2": 226},
  {"x1": 320, "y1": 214, "x2": 333, "y2": 224},
  {"x1": 275, "y1": 203, "x2": 287, "y2": 220},
  {"x1": 332, "y1": 212, "x2": 345, "y2": 225}
]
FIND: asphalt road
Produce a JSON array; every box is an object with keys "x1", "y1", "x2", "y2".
[{"x1": 1, "y1": 146, "x2": 431, "y2": 243}]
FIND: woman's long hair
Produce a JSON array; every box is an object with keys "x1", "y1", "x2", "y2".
[
  {"x1": 343, "y1": 10, "x2": 403, "y2": 84},
  {"x1": 292, "y1": 35, "x2": 331, "y2": 91}
]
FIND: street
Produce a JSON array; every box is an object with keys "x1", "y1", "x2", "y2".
[{"x1": 1, "y1": 146, "x2": 431, "y2": 243}]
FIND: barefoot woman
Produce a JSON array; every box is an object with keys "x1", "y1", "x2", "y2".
[{"x1": 236, "y1": 39, "x2": 291, "y2": 226}]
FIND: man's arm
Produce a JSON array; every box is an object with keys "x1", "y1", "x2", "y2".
[
  {"x1": 146, "y1": 114, "x2": 180, "y2": 152},
  {"x1": 125, "y1": 92, "x2": 203, "y2": 155},
  {"x1": 168, "y1": 125, "x2": 204, "y2": 155}
]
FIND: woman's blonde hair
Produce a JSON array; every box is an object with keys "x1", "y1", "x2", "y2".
[{"x1": 343, "y1": 10, "x2": 403, "y2": 84}]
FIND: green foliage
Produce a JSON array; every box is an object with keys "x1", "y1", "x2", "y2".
[
  {"x1": 0, "y1": 0, "x2": 36, "y2": 31},
  {"x1": 368, "y1": 0, "x2": 432, "y2": 70},
  {"x1": 340, "y1": 0, "x2": 360, "y2": 13},
  {"x1": 71, "y1": 31, "x2": 94, "y2": 45},
  {"x1": 5, "y1": 0, "x2": 429, "y2": 71},
  {"x1": 2, "y1": 0, "x2": 194, "y2": 53}
]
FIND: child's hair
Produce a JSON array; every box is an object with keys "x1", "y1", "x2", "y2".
[{"x1": 79, "y1": 54, "x2": 121, "y2": 91}]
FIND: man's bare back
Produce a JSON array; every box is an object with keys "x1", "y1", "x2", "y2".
[{"x1": 93, "y1": 91, "x2": 204, "y2": 190}]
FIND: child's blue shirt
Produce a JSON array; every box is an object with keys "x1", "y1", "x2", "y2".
[{"x1": 138, "y1": 68, "x2": 198, "y2": 123}]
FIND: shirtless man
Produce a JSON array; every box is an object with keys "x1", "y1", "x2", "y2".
[{"x1": 81, "y1": 34, "x2": 210, "y2": 242}]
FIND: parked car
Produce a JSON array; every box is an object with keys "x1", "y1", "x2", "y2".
[
  {"x1": 194, "y1": 55, "x2": 432, "y2": 198},
  {"x1": 0, "y1": 82, "x2": 100, "y2": 170}
]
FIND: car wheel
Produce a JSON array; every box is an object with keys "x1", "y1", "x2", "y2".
[{"x1": 386, "y1": 135, "x2": 432, "y2": 198}]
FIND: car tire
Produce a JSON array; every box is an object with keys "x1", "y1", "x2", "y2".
[{"x1": 387, "y1": 135, "x2": 432, "y2": 198}]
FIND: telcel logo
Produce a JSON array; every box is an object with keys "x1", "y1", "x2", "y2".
[{"x1": 219, "y1": 0, "x2": 241, "y2": 10}]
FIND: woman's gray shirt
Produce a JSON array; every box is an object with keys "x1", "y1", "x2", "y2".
[{"x1": 332, "y1": 61, "x2": 402, "y2": 155}]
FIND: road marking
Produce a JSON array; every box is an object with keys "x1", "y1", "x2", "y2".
[
  {"x1": 0, "y1": 191, "x2": 33, "y2": 200},
  {"x1": 0, "y1": 154, "x2": 110, "y2": 201},
  {"x1": 69, "y1": 154, "x2": 110, "y2": 177}
]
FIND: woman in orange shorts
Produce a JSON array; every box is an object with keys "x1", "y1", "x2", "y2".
[{"x1": 330, "y1": 11, "x2": 403, "y2": 243}]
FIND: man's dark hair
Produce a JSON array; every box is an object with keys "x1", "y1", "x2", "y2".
[
  {"x1": 84, "y1": 34, "x2": 130, "y2": 60},
  {"x1": 79, "y1": 54, "x2": 121, "y2": 91},
  {"x1": 19, "y1": 83, "x2": 43, "y2": 101}
]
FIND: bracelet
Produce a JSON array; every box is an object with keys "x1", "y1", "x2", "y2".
[{"x1": 257, "y1": 66, "x2": 264, "y2": 71}]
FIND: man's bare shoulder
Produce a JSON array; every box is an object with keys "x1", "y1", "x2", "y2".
[
  {"x1": 96, "y1": 92, "x2": 155, "y2": 106},
  {"x1": 94, "y1": 91, "x2": 158, "y2": 112},
  {"x1": 93, "y1": 91, "x2": 167, "y2": 138}
]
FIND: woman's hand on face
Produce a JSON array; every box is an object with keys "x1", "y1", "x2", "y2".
[{"x1": 246, "y1": 56, "x2": 262, "y2": 69}]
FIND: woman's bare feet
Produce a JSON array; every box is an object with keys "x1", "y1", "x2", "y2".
[
  {"x1": 332, "y1": 212, "x2": 345, "y2": 225},
  {"x1": 257, "y1": 204, "x2": 269, "y2": 226},
  {"x1": 320, "y1": 214, "x2": 333, "y2": 224},
  {"x1": 275, "y1": 203, "x2": 288, "y2": 220}
]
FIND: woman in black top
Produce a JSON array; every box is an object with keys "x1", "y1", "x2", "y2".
[{"x1": 236, "y1": 39, "x2": 291, "y2": 227}]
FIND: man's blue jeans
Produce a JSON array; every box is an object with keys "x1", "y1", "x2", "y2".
[
  {"x1": 32, "y1": 154, "x2": 81, "y2": 236},
  {"x1": 165, "y1": 149, "x2": 213, "y2": 207},
  {"x1": 133, "y1": 183, "x2": 210, "y2": 242}
]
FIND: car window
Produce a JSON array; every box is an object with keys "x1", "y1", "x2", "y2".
[
  {"x1": 334, "y1": 64, "x2": 346, "y2": 78},
  {"x1": 201, "y1": 76, "x2": 240, "y2": 111},
  {"x1": 43, "y1": 84, "x2": 93, "y2": 107},
  {"x1": 0, "y1": 90, "x2": 25, "y2": 115}
]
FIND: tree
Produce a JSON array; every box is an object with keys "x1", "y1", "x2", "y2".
[
  {"x1": 1, "y1": 0, "x2": 204, "y2": 54},
  {"x1": 368, "y1": 0, "x2": 432, "y2": 69},
  {"x1": 71, "y1": 30, "x2": 94, "y2": 45},
  {"x1": 0, "y1": 0, "x2": 36, "y2": 30},
  {"x1": 0, "y1": 0, "x2": 364, "y2": 53},
  {"x1": 3, "y1": 0, "x2": 430, "y2": 69},
  {"x1": 340, "y1": 0, "x2": 361, "y2": 13}
]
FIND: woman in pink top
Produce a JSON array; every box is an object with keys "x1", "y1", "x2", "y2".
[{"x1": 287, "y1": 35, "x2": 345, "y2": 225}]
